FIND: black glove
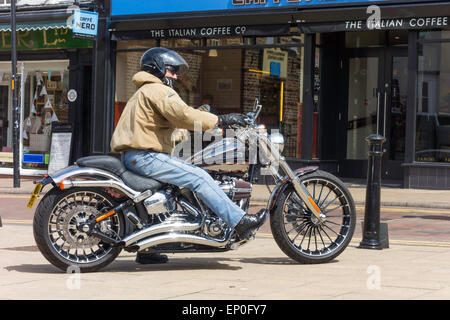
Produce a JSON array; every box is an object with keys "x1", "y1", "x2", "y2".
[{"x1": 217, "y1": 113, "x2": 248, "y2": 129}]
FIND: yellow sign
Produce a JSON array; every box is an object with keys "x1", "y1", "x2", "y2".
[{"x1": 27, "y1": 183, "x2": 42, "y2": 209}]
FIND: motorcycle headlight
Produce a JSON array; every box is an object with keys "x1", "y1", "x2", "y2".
[{"x1": 268, "y1": 132, "x2": 285, "y2": 153}]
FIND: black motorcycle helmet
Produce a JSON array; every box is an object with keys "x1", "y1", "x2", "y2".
[{"x1": 140, "y1": 47, "x2": 188, "y2": 87}]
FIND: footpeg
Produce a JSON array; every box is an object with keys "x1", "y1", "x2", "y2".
[
  {"x1": 125, "y1": 244, "x2": 140, "y2": 253},
  {"x1": 230, "y1": 237, "x2": 253, "y2": 250},
  {"x1": 126, "y1": 212, "x2": 143, "y2": 229}
]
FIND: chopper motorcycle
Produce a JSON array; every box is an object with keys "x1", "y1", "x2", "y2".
[{"x1": 29, "y1": 99, "x2": 356, "y2": 272}]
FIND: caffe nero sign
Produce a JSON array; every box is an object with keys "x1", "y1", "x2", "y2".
[{"x1": 111, "y1": 0, "x2": 436, "y2": 16}]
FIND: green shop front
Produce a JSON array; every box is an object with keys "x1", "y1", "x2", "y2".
[{"x1": 0, "y1": 21, "x2": 93, "y2": 176}]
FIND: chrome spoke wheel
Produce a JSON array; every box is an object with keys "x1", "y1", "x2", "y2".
[
  {"x1": 271, "y1": 170, "x2": 356, "y2": 264},
  {"x1": 47, "y1": 191, "x2": 121, "y2": 264},
  {"x1": 282, "y1": 178, "x2": 352, "y2": 257}
]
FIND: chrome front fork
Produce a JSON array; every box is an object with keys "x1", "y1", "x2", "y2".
[
  {"x1": 278, "y1": 157, "x2": 325, "y2": 223},
  {"x1": 247, "y1": 129, "x2": 324, "y2": 223}
]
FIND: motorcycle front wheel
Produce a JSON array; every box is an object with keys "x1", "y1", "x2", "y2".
[
  {"x1": 33, "y1": 187, "x2": 127, "y2": 273},
  {"x1": 270, "y1": 170, "x2": 356, "y2": 264}
]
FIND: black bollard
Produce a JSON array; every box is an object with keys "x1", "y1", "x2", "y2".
[{"x1": 359, "y1": 134, "x2": 389, "y2": 250}]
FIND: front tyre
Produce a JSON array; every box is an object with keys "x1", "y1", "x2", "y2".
[
  {"x1": 33, "y1": 187, "x2": 126, "y2": 273},
  {"x1": 270, "y1": 170, "x2": 356, "y2": 264}
]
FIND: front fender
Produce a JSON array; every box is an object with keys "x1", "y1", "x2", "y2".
[{"x1": 267, "y1": 166, "x2": 318, "y2": 212}]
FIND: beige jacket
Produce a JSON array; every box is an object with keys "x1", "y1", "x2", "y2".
[{"x1": 111, "y1": 72, "x2": 218, "y2": 154}]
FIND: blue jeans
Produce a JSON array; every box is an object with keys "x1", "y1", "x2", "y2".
[{"x1": 122, "y1": 150, "x2": 245, "y2": 228}]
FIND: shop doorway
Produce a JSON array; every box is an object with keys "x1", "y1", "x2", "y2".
[{"x1": 342, "y1": 46, "x2": 408, "y2": 180}]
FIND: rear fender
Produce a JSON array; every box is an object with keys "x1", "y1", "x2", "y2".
[
  {"x1": 33, "y1": 165, "x2": 130, "y2": 196},
  {"x1": 267, "y1": 166, "x2": 319, "y2": 213}
]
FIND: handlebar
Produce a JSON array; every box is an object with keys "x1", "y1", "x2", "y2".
[{"x1": 244, "y1": 99, "x2": 263, "y2": 126}]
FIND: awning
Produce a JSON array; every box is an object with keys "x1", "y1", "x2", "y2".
[{"x1": 0, "y1": 20, "x2": 71, "y2": 32}]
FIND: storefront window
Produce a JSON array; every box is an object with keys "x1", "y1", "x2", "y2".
[
  {"x1": 116, "y1": 39, "x2": 157, "y2": 50},
  {"x1": 0, "y1": 61, "x2": 69, "y2": 172},
  {"x1": 345, "y1": 31, "x2": 385, "y2": 48},
  {"x1": 0, "y1": 72, "x2": 11, "y2": 167},
  {"x1": 416, "y1": 35, "x2": 450, "y2": 163},
  {"x1": 419, "y1": 30, "x2": 450, "y2": 40},
  {"x1": 206, "y1": 38, "x2": 243, "y2": 46},
  {"x1": 115, "y1": 37, "x2": 303, "y2": 157},
  {"x1": 346, "y1": 57, "x2": 379, "y2": 160}
]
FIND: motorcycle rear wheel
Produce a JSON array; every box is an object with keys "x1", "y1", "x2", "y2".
[
  {"x1": 270, "y1": 170, "x2": 356, "y2": 264},
  {"x1": 33, "y1": 187, "x2": 126, "y2": 273}
]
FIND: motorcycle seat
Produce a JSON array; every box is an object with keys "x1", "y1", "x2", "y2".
[{"x1": 76, "y1": 156, "x2": 165, "y2": 193}]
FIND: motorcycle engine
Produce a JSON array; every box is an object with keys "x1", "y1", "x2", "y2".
[{"x1": 141, "y1": 177, "x2": 252, "y2": 228}]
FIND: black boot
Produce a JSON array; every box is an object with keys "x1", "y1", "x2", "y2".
[
  {"x1": 135, "y1": 252, "x2": 169, "y2": 264},
  {"x1": 234, "y1": 209, "x2": 268, "y2": 240}
]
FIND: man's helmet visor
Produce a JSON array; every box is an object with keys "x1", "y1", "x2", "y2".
[
  {"x1": 160, "y1": 50, "x2": 188, "y2": 70},
  {"x1": 166, "y1": 64, "x2": 188, "y2": 78}
]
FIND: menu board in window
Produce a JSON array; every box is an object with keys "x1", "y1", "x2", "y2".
[{"x1": 48, "y1": 123, "x2": 73, "y2": 175}]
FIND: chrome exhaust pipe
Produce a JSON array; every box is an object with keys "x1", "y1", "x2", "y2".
[
  {"x1": 132, "y1": 231, "x2": 232, "y2": 252},
  {"x1": 120, "y1": 221, "x2": 202, "y2": 247}
]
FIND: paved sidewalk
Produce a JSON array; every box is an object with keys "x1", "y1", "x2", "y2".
[
  {"x1": 1, "y1": 177, "x2": 450, "y2": 209},
  {"x1": 250, "y1": 184, "x2": 450, "y2": 209},
  {"x1": 0, "y1": 178, "x2": 37, "y2": 194},
  {"x1": 0, "y1": 223, "x2": 449, "y2": 300},
  {"x1": 2, "y1": 179, "x2": 449, "y2": 300}
]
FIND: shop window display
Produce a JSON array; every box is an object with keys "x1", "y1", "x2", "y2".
[
  {"x1": 22, "y1": 69, "x2": 69, "y2": 170},
  {"x1": 0, "y1": 61, "x2": 69, "y2": 172}
]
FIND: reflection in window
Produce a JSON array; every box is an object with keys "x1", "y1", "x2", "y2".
[
  {"x1": 346, "y1": 57, "x2": 379, "y2": 160},
  {"x1": 345, "y1": 31, "x2": 385, "y2": 48},
  {"x1": 419, "y1": 30, "x2": 450, "y2": 41},
  {"x1": 416, "y1": 39, "x2": 450, "y2": 163}
]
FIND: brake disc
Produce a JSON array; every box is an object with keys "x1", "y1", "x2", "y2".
[{"x1": 59, "y1": 205, "x2": 102, "y2": 249}]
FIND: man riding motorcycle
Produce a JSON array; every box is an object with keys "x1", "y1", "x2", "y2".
[{"x1": 110, "y1": 48, "x2": 267, "y2": 264}]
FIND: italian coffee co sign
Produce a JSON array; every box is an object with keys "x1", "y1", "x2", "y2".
[
  {"x1": 345, "y1": 16, "x2": 449, "y2": 31},
  {"x1": 300, "y1": 15, "x2": 450, "y2": 33}
]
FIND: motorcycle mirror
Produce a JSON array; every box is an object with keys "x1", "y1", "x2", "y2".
[
  {"x1": 253, "y1": 98, "x2": 260, "y2": 112},
  {"x1": 253, "y1": 100, "x2": 262, "y2": 120}
]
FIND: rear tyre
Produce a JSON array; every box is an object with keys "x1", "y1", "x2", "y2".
[
  {"x1": 33, "y1": 187, "x2": 126, "y2": 273},
  {"x1": 270, "y1": 170, "x2": 356, "y2": 264}
]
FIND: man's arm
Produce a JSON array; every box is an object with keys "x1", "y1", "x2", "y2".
[{"x1": 156, "y1": 90, "x2": 218, "y2": 131}]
